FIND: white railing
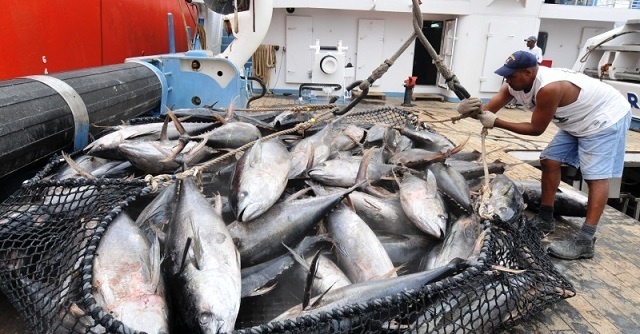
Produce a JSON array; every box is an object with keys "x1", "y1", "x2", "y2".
[{"x1": 552, "y1": 0, "x2": 640, "y2": 8}]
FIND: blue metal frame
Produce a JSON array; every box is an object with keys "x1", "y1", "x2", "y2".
[{"x1": 127, "y1": 51, "x2": 248, "y2": 114}]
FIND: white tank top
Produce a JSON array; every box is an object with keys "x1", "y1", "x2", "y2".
[{"x1": 508, "y1": 67, "x2": 629, "y2": 137}]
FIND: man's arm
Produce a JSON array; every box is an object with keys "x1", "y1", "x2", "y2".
[
  {"x1": 492, "y1": 84, "x2": 562, "y2": 136},
  {"x1": 482, "y1": 84, "x2": 515, "y2": 113}
]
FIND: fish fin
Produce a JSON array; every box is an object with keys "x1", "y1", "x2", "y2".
[
  {"x1": 248, "y1": 139, "x2": 263, "y2": 168},
  {"x1": 386, "y1": 264, "x2": 405, "y2": 277},
  {"x1": 160, "y1": 112, "x2": 171, "y2": 141},
  {"x1": 213, "y1": 193, "x2": 223, "y2": 216},
  {"x1": 150, "y1": 235, "x2": 162, "y2": 293},
  {"x1": 303, "y1": 250, "x2": 322, "y2": 310},
  {"x1": 190, "y1": 219, "x2": 203, "y2": 270},
  {"x1": 166, "y1": 108, "x2": 186, "y2": 135},
  {"x1": 184, "y1": 136, "x2": 211, "y2": 162},
  {"x1": 282, "y1": 242, "x2": 310, "y2": 272},
  {"x1": 246, "y1": 284, "x2": 278, "y2": 297},
  {"x1": 305, "y1": 145, "x2": 316, "y2": 174},
  {"x1": 61, "y1": 152, "x2": 94, "y2": 179},
  {"x1": 226, "y1": 96, "x2": 239, "y2": 120},
  {"x1": 362, "y1": 197, "x2": 382, "y2": 211},
  {"x1": 355, "y1": 147, "x2": 375, "y2": 189},
  {"x1": 309, "y1": 281, "x2": 336, "y2": 309},
  {"x1": 285, "y1": 186, "x2": 313, "y2": 202},
  {"x1": 212, "y1": 112, "x2": 227, "y2": 124},
  {"x1": 177, "y1": 237, "x2": 193, "y2": 275}
]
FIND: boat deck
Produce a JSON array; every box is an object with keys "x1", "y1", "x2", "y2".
[{"x1": 1, "y1": 95, "x2": 639, "y2": 333}]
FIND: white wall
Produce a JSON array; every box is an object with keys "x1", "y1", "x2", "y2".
[
  {"x1": 256, "y1": 1, "x2": 632, "y2": 100},
  {"x1": 539, "y1": 19, "x2": 615, "y2": 69},
  {"x1": 262, "y1": 8, "x2": 417, "y2": 95}
]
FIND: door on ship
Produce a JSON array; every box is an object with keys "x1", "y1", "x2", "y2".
[{"x1": 412, "y1": 20, "x2": 443, "y2": 86}]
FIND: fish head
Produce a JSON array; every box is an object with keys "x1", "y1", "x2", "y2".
[{"x1": 235, "y1": 194, "x2": 268, "y2": 222}]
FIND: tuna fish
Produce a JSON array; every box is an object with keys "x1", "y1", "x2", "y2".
[
  {"x1": 272, "y1": 258, "x2": 470, "y2": 323},
  {"x1": 193, "y1": 122, "x2": 262, "y2": 149},
  {"x1": 118, "y1": 140, "x2": 215, "y2": 175},
  {"x1": 378, "y1": 232, "x2": 435, "y2": 273},
  {"x1": 326, "y1": 203, "x2": 397, "y2": 283},
  {"x1": 428, "y1": 162, "x2": 472, "y2": 214},
  {"x1": 514, "y1": 180, "x2": 588, "y2": 217},
  {"x1": 347, "y1": 190, "x2": 423, "y2": 235},
  {"x1": 85, "y1": 122, "x2": 215, "y2": 159},
  {"x1": 421, "y1": 215, "x2": 485, "y2": 271},
  {"x1": 308, "y1": 157, "x2": 394, "y2": 188},
  {"x1": 398, "y1": 125, "x2": 455, "y2": 152},
  {"x1": 240, "y1": 235, "x2": 330, "y2": 298},
  {"x1": 288, "y1": 122, "x2": 334, "y2": 178},
  {"x1": 92, "y1": 212, "x2": 169, "y2": 334},
  {"x1": 164, "y1": 177, "x2": 241, "y2": 333},
  {"x1": 230, "y1": 138, "x2": 291, "y2": 222},
  {"x1": 399, "y1": 172, "x2": 448, "y2": 239},
  {"x1": 134, "y1": 182, "x2": 179, "y2": 245},
  {"x1": 291, "y1": 252, "x2": 352, "y2": 298},
  {"x1": 478, "y1": 174, "x2": 526, "y2": 226},
  {"x1": 228, "y1": 186, "x2": 355, "y2": 267}
]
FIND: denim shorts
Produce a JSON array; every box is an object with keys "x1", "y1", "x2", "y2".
[{"x1": 540, "y1": 110, "x2": 631, "y2": 180}]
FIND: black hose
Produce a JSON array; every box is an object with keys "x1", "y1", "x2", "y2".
[
  {"x1": 244, "y1": 76, "x2": 266, "y2": 108},
  {"x1": 334, "y1": 80, "x2": 368, "y2": 116}
]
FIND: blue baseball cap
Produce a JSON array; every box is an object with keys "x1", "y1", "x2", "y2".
[{"x1": 494, "y1": 51, "x2": 538, "y2": 77}]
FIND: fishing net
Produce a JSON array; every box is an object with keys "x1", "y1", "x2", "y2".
[
  {"x1": 0, "y1": 108, "x2": 575, "y2": 334},
  {"x1": 0, "y1": 157, "x2": 151, "y2": 334},
  {"x1": 234, "y1": 218, "x2": 575, "y2": 333}
]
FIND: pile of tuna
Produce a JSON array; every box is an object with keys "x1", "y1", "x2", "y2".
[{"x1": 0, "y1": 107, "x2": 584, "y2": 333}]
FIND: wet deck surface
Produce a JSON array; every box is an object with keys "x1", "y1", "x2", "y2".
[{"x1": 2, "y1": 95, "x2": 639, "y2": 333}]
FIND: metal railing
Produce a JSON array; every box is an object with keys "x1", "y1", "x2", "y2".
[{"x1": 548, "y1": 0, "x2": 639, "y2": 8}]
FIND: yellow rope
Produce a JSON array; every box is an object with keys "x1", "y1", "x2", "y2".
[
  {"x1": 253, "y1": 45, "x2": 277, "y2": 93},
  {"x1": 176, "y1": 0, "x2": 193, "y2": 50}
]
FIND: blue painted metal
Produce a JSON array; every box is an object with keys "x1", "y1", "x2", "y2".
[
  {"x1": 128, "y1": 51, "x2": 248, "y2": 113},
  {"x1": 74, "y1": 123, "x2": 89, "y2": 151},
  {"x1": 168, "y1": 13, "x2": 176, "y2": 54}
]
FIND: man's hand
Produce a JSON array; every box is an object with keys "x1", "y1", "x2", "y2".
[
  {"x1": 478, "y1": 111, "x2": 497, "y2": 128},
  {"x1": 456, "y1": 97, "x2": 482, "y2": 115}
]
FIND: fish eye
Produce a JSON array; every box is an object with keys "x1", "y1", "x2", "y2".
[{"x1": 199, "y1": 312, "x2": 212, "y2": 325}]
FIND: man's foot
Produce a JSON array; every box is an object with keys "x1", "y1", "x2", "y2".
[
  {"x1": 505, "y1": 104, "x2": 516, "y2": 109},
  {"x1": 548, "y1": 237, "x2": 596, "y2": 260},
  {"x1": 529, "y1": 214, "x2": 555, "y2": 233}
]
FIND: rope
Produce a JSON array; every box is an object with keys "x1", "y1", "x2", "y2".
[
  {"x1": 176, "y1": 0, "x2": 193, "y2": 50},
  {"x1": 253, "y1": 45, "x2": 277, "y2": 93},
  {"x1": 234, "y1": 103, "x2": 336, "y2": 112}
]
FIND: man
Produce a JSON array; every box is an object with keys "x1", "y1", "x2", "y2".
[
  {"x1": 506, "y1": 36, "x2": 543, "y2": 109},
  {"x1": 525, "y1": 36, "x2": 543, "y2": 64},
  {"x1": 457, "y1": 51, "x2": 631, "y2": 260}
]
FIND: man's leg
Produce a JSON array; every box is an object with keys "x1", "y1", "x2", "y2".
[
  {"x1": 583, "y1": 179, "x2": 609, "y2": 227},
  {"x1": 540, "y1": 158, "x2": 562, "y2": 207},
  {"x1": 547, "y1": 178, "x2": 604, "y2": 260},
  {"x1": 528, "y1": 158, "x2": 562, "y2": 233}
]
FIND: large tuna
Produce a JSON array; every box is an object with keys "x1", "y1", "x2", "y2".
[
  {"x1": 230, "y1": 138, "x2": 291, "y2": 222},
  {"x1": 92, "y1": 212, "x2": 169, "y2": 334},
  {"x1": 164, "y1": 177, "x2": 241, "y2": 333},
  {"x1": 399, "y1": 171, "x2": 448, "y2": 239}
]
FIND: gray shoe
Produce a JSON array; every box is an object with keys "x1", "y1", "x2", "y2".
[
  {"x1": 548, "y1": 237, "x2": 596, "y2": 260},
  {"x1": 529, "y1": 214, "x2": 555, "y2": 233}
]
